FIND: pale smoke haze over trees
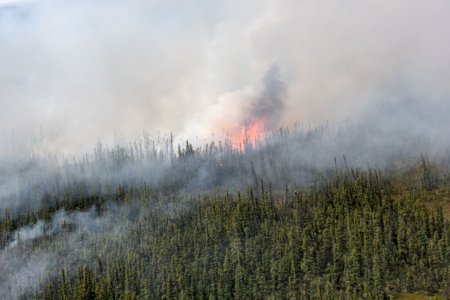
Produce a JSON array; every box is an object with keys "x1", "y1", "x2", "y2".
[{"x1": 0, "y1": 117, "x2": 448, "y2": 214}]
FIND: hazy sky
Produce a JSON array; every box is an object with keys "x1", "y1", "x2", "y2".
[{"x1": 1, "y1": 0, "x2": 449, "y2": 155}]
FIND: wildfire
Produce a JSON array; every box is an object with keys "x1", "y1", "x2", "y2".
[{"x1": 231, "y1": 116, "x2": 267, "y2": 151}]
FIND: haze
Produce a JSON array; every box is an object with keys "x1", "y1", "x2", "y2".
[{"x1": 1, "y1": 0, "x2": 449, "y2": 156}]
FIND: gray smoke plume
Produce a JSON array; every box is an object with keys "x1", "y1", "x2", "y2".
[{"x1": 244, "y1": 65, "x2": 286, "y2": 130}]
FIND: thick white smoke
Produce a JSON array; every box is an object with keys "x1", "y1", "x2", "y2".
[{"x1": 0, "y1": 0, "x2": 449, "y2": 154}]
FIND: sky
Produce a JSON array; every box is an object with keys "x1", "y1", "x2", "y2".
[
  {"x1": 0, "y1": 0, "x2": 29, "y2": 4},
  {"x1": 0, "y1": 0, "x2": 449, "y2": 156}
]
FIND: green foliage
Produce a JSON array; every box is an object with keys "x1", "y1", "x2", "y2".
[{"x1": 3, "y1": 167, "x2": 448, "y2": 299}]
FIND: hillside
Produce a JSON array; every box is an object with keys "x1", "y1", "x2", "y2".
[{"x1": 1, "y1": 140, "x2": 449, "y2": 299}]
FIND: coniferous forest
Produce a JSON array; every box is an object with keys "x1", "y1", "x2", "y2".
[{"x1": 0, "y1": 126, "x2": 449, "y2": 299}]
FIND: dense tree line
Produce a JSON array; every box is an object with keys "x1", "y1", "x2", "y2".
[{"x1": 2, "y1": 167, "x2": 446, "y2": 299}]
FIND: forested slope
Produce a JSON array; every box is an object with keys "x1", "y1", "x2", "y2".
[{"x1": 1, "y1": 165, "x2": 448, "y2": 299}]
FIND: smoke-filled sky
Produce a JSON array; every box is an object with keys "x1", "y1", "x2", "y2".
[{"x1": 1, "y1": 0, "x2": 449, "y2": 155}]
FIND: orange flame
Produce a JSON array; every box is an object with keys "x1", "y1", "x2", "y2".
[{"x1": 231, "y1": 116, "x2": 267, "y2": 151}]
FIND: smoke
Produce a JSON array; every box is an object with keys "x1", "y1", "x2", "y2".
[
  {"x1": 7, "y1": 220, "x2": 45, "y2": 248},
  {"x1": 0, "y1": 0, "x2": 449, "y2": 155},
  {"x1": 0, "y1": 251, "x2": 55, "y2": 300},
  {"x1": 2, "y1": 2, "x2": 449, "y2": 297},
  {"x1": 0, "y1": 203, "x2": 130, "y2": 299},
  {"x1": 5, "y1": 206, "x2": 112, "y2": 248},
  {"x1": 0, "y1": 0, "x2": 449, "y2": 215},
  {"x1": 245, "y1": 65, "x2": 285, "y2": 129}
]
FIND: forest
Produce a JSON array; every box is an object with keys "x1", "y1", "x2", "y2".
[{"x1": 0, "y1": 124, "x2": 449, "y2": 299}]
